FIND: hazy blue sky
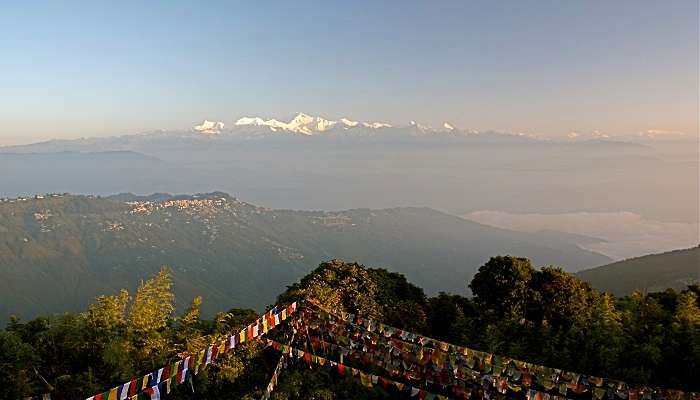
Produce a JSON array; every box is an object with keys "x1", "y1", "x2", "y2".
[{"x1": 1, "y1": 1, "x2": 697, "y2": 145}]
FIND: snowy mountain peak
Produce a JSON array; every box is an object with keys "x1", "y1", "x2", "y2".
[
  {"x1": 232, "y1": 113, "x2": 390, "y2": 135},
  {"x1": 362, "y1": 122, "x2": 392, "y2": 129},
  {"x1": 194, "y1": 120, "x2": 225, "y2": 135},
  {"x1": 340, "y1": 118, "x2": 359, "y2": 127},
  {"x1": 290, "y1": 112, "x2": 314, "y2": 127},
  {"x1": 234, "y1": 117, "x2": 266, "y2": 126},
  {"x1": 409, "y1": 120, "x2": 435, "y2": 132},
  {"x1": 443, "y1": 122, "x2": 455, "y2": 130}
]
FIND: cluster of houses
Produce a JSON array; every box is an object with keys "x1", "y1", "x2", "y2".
[
  {"x1": 0, "y1": 193, "x2": 67, "y2": 203},
  {"x1": 127, "y1": 197, "x2": 233, "y2": 215}
]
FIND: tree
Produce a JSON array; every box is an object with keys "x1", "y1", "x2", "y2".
[
  {"x1": 675, "y1": 291, "x2": 700, "y2": 325},
  {"x1": 278, "y1": 260, "x2": 429, "y2": 332},
  {"x1": 127, "y1": 267, "x2": 175, "y2": 332},
  {"x1": 426, "y1": 293, "x2": 477, "y2": 345},
  {"x1": 125, "y1": 266, "x2": 176, "y2": 370},
  {"x1": 469, "y1": 256, "x2": 534, "y2": 321},
  {"x1": 279, "y1": 260, "x2": 382, "y2": 319},
  {"x1": 0, "y1": 331, "x2": 35, "y2": 400},
  {"x1": 528, "y1": 266, "x2": 595, "y2": 327},
  {"x1": 84, "y1": 289, "x2": 130, "y2": 332}
]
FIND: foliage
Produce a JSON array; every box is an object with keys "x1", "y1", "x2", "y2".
[
  {"x1": 0, "y1": 331, "x2": 36, "y2": 400},
  {"x1": 469, "y1": 256, "x2": 534, "y2": 321},
  {"x1": 2, "y1": 257, "x2": 700, "y2": 399}
]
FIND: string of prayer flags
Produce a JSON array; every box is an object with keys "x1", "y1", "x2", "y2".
[
  {"x1": 264, "y1": 338, "x2": 453, "y2": 400},
  {"x1": 298, "y1": 317, "x2": 550, "y2": 400},
  {"x1": 81, "y1": 299, "x2": 700, "y2": 400},
  {"x1": 85, "y1": 302, "x2": 297, "y2": 400},
  {"x1": 303, "y1": 301, "x2": 700, "y2": 400},
  {"x1": 260, "y1": 335, "x2": 294, "y2": 400}
]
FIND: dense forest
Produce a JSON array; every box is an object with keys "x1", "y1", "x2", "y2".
[{"x1": 2, "y1": 256, "x2": 699, "y2": 400}]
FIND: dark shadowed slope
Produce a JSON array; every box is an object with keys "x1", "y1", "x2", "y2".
[
  {"x1": 0, "y1": 193, "x2": 610, "y2": 323},
  {"x1": 577, "y1": 246, "x2": 700, "y2": 295}
]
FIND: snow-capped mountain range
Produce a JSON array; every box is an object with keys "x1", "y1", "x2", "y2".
[
  {"x1": 232, "y1": 113, "x2": 392, "y2": 135},
  {"x1": 1, "y1": 112, "x2": 657, "y2": 158},
  {"x1": 192, "y1": 112, "x2": 460, "y2": 136},
  {"x1": 187, "y1": 113, "x2": 691, "y2": 143}
]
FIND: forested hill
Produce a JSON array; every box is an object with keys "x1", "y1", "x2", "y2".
[
  {"x1": 2, "y1": 258, "x2": 699, "y2": 399},
  {"x1": 578, "y1": 246, "x2": 700, "y2": 295},
  {"x1": 0, "y1": 193, "x2": 609, "y2": 323}
]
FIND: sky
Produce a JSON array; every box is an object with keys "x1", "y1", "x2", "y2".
[{"x1": 0, "y1": 1, "x2": 698, "y2": 145}]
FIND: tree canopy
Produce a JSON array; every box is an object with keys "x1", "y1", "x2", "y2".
[{"x1": 2, "y1": 257, "x2": 699, "y2": 399}]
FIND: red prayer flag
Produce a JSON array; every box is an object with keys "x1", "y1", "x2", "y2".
[{"x1": 128, "y1": 378, "x2": 137, "y2": 396}]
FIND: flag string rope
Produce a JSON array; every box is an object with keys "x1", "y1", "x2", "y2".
[
  {"x1": 73, "y1": 298, "x2": 700, "y2": 400},
  {"x1": 265, "y1": 336, "x2": 586, "y2": 400},
  {"x1": 260, "y1": 332, "x2": 295, "y2": 400},
  {"x1": 303, "y1": 300, "x2": 700, "y2": 400},
  {"x1": 263, "y1": 338, "x2": 454, "y2": 400},
  {"x1": 294, "y1": 306, "x2": 555, "y2": 399},
  {"x1": 84, "y1": 302, "x2": 297, "y2": 400}
]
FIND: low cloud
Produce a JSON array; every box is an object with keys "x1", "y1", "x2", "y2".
[{"x1": 464, "y1": 210, "x2": 699, "y2": 261}]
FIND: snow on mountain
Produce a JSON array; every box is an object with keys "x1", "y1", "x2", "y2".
[
  {"x1": 408, "y1": 120, "x2": 446, "y2": 134},
  {"x1": 234, "y1": 113, "x2": 390, "y2": 135},
  {"x1": 362, "y1": 122, "x2": 392, "y2": 129},
  {"x1": 340, "y1": 118, "x2": 359, "y2": 127},
  {"x1": 172, "y1": 113, "x2": 556, "y2": 143},
  {"x1": 234, "y1": 117, "x2": 267, "y2": 126},
  {"x1": 193, "y1": 120, "x2": 225, "y2": 135}
]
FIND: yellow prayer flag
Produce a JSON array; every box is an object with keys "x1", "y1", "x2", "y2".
[
  {"x1": 360, "y1": 372, "x2": 372, "y2": 388},
  {"x1": 196, "y1": 349, "x2": 206, "y2": 373}
]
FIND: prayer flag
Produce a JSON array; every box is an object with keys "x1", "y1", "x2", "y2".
[
  {"x1": 128, "y1": 378, "x2": 137, "y2": 397},
  {"x1": 118, "y1": 382, "x2": 130, "y2": 400},
  {"x1": 144, "y1": 385, "x2": 160, "y2": 400}
]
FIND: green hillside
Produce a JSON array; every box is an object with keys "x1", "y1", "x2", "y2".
[
  {"x1": 577, "y1": 246, "x2": 700, "y2": 295},
  {"x1": 0, "y1": 193, "x2": 610, "y2": 323},
  {"x1": 3, "y1": 258, "x2": 699, "y2": 399}
]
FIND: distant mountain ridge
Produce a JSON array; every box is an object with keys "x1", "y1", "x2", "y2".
[
  {"x1": 1, "y1": 115, "x2": 692, "y2": 238},
  {"x1": 1, "y1": 112, "x2": 648, "y2": 154},
  {"x1": 577, "y1": 246, "x2": 700, "y2": 295},
  {"x1": 231, "y1": 112, "x2": 392, "y2": 135},
  {"x1": 0, "y1": 192, "x2": 610, "y2": 323}
]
